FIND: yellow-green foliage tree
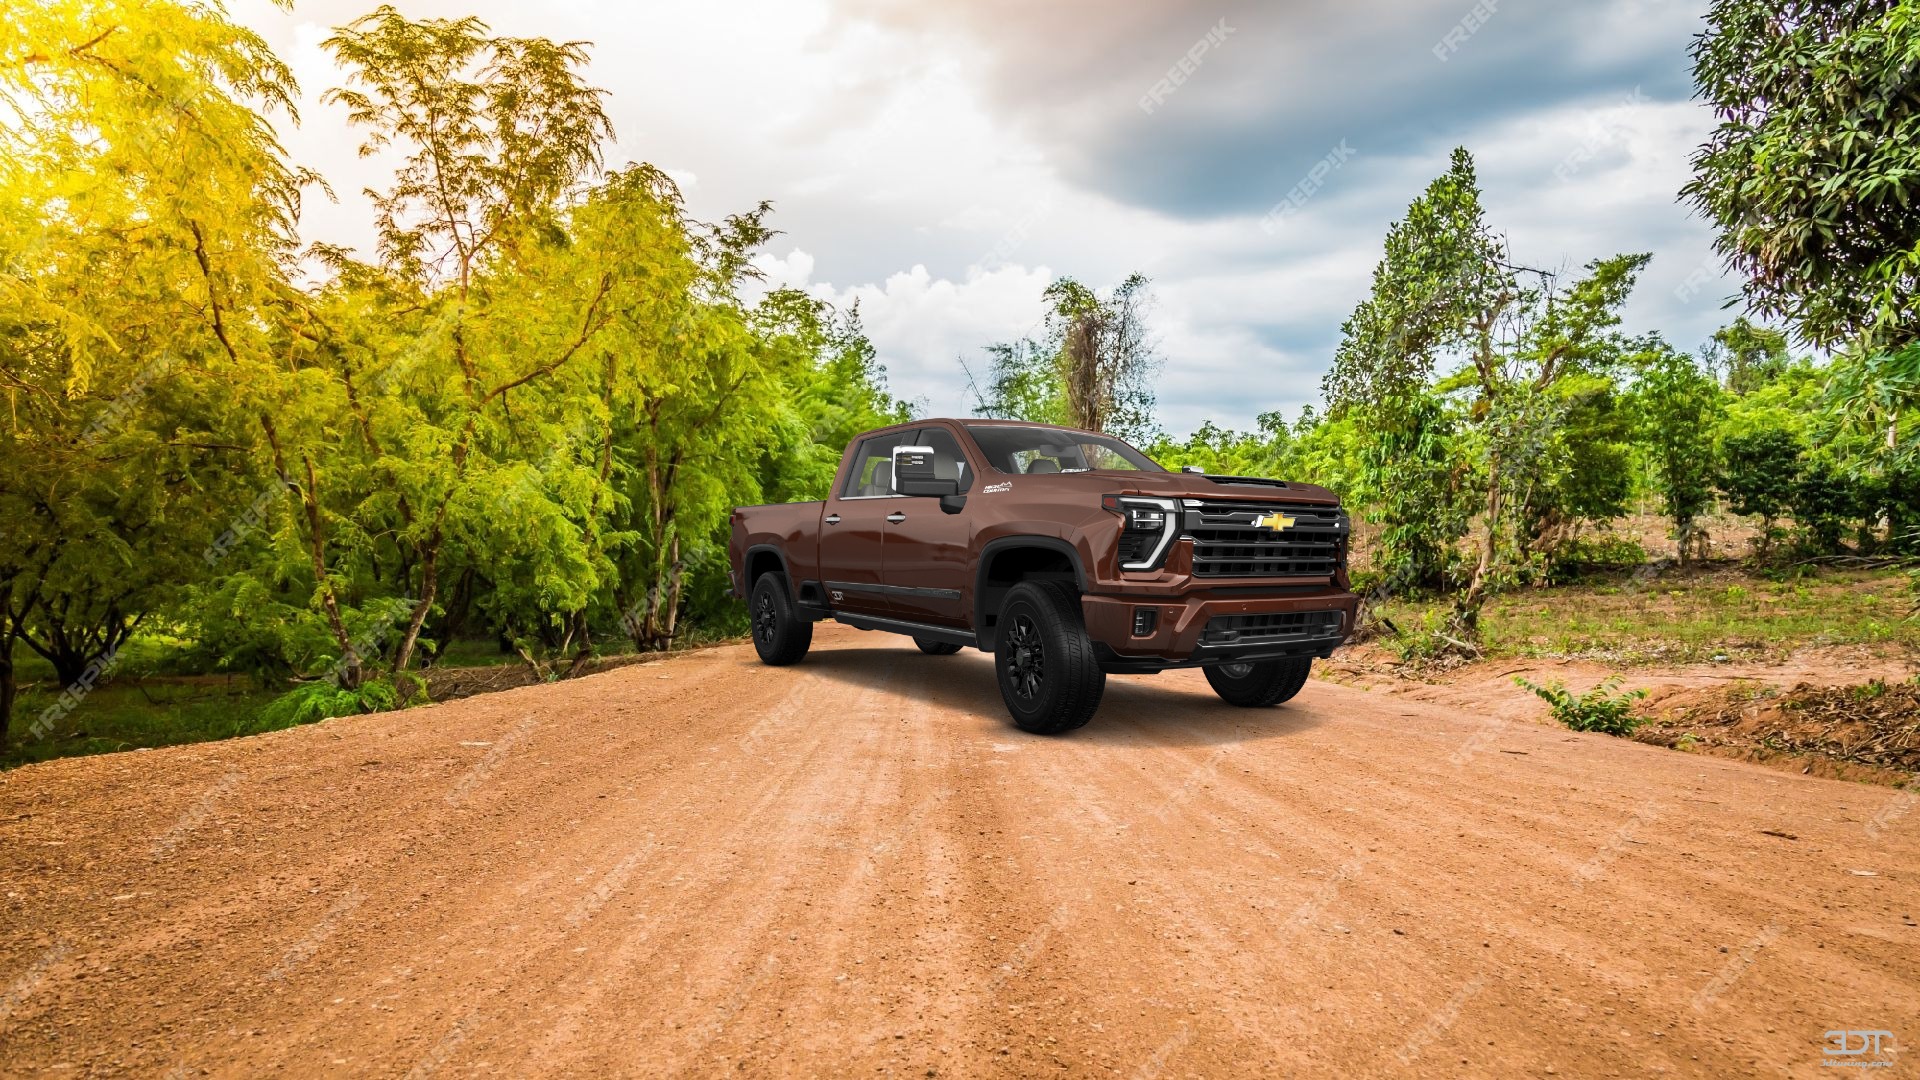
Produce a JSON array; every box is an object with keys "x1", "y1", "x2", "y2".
[{"x1": 0, "y1": 0, "x2": 310, "y2": 741}]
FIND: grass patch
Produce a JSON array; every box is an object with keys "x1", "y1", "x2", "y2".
[
  {"x1": 1378, "y1": 565, "x2": 1917, "y2": 664},
  {"x1": 3, "y1": 680, "x2": 281, "y2": 770}
]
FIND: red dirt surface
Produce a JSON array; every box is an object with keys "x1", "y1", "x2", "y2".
[{"x1": 2, "y1": 625, "x2": 1916, "y2": 1077}]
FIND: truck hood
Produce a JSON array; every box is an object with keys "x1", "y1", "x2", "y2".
[{"x1": 1013, "y1": 469, "x2": 1343, "y2": 506}]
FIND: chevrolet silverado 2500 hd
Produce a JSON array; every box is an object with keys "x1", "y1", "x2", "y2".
[{"x1": 727, "y1": 419, "x2": 1357, "y2": 734}]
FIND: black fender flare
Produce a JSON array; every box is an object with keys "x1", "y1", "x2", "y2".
[
  {"x1": 972, "y1": 535, "x2": 1089, "y2": 648},
  {"x1": 742, "y1": 544, "x2": 794, "y2": 600}
]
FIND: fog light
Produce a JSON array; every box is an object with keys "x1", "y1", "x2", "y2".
[{"x1": 1132, "y1": 607, "x2": 1157, "y2": 637}]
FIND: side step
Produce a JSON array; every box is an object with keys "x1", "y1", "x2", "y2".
[{"x1": 831, "y1": 612, "x2": 977, "y2": 648}]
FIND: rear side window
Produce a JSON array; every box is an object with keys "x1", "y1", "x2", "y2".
[{"x1": 840, "y1": 431, "x2": 916, "y2": 497}]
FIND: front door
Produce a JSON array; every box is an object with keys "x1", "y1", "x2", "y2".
[
  {"x1": 883, "y1": 425, "x2": 976, "y2": 628},
  {"x1": 817, "y1": 429, "x2": 914, "y2": 616}
]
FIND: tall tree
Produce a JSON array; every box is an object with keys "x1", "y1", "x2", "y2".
[
  {"x1": 1630, "y1": 342, "x2": 1723, "y2": 564},
  {"x1": 1045, "y1": 274, "x2": 1161, "y2": 442},
  {"x1": 1684, "y1": 0, "x2": 1920, "y2": 355},
  {"x1": 0, "y1": 0, "x2": 307, "y2": 743},
  {"x1": 970, "y1": 274, "x2": 1162, "y2": 444},
  {"x1": 1706, "y1": 317, "x2": 1793, "y2": 394},
  {"x1": 314, "y1": 7, "x2": 614, "y2": 680},
  {"x1": 1328, "y1": 148, "x2": 1646, "y2": 636}
]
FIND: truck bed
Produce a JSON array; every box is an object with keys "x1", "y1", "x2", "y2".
[{"x1": 729, "y1": 500, "x2": 824, "y2": 594}]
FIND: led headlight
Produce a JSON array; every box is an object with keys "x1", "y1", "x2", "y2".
[{"x1": 1101, "y1": 495, "x2": 1179, "y2": 571}]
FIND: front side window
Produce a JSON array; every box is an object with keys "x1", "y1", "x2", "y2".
[
  {"x1": 913, "y1": 426, "x2": 974, "y2": 493},
  {"x1": 840, "y1": 430, "x2": 917, "y2": 497},
  {"x1": 964, "y1": 425, "x2": 1164, "y2": 475}
]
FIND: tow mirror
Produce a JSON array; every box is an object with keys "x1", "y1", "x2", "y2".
[{"x1": 892, "y1": 445, "x2": 959, "y2": 497}]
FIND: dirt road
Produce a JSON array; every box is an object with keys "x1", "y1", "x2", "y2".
[{"x1": 3, "y1": 625, "x2": 1916, "y2": 1077}]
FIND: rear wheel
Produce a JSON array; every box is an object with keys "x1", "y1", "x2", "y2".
[
  {"x1": 1204, "y1": 657, "x2": 1312, "y2": 707},
  {"x1": 749, "y1": 572, "x2": 812, "y2": 666},
  {"x1": 994, "y1": 581, "x2": 1105, "y2": 734},
  {"x1": 914, "y1": 637, "x2": 962, "y2": 655}
]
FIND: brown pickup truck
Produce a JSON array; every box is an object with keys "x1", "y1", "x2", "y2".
[{"x1": 727, "y1": 419, "x2": 1357, "y2": 734}]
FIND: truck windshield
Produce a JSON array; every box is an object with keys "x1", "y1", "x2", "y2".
[{"x1": 964, "y1": 425, "x2": 1165, "y2": 475}]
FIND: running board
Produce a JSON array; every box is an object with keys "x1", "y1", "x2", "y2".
[{"x1": 831, "y1": 612, "x2": 977, "y2": 648}]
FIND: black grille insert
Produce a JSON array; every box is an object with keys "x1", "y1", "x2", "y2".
[
  {"x1": 1184, "y1": 500, "x2": 1346, "y2": 578},
  {"x1": 1201, "y1": 610, "x2": 1344, "y2": 645}
]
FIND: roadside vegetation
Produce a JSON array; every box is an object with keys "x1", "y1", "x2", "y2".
[
  {"x1": 1375, "y1": 559, "x2": 1917, "y2": 666},
  {"x1": 3, "y1": 0, "x2": 1916, "y2": 767}
]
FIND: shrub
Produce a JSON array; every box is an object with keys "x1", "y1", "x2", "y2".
[
  {"x1": 1545, "y1": 534, "x2": 1648, "y2": 582},
  {"x1": 1790, "y1": 459, "x2": 1858, "y2": 554},
  {"x1": 1514, "y1": 675, "x2": 1647, "y2": 736},
  {"x1": 253, "y1": 676, "x2": 424, "y2": 732},
  {"x1": 1718, "y1": 427, "x2": 1803, "y2": 557}
]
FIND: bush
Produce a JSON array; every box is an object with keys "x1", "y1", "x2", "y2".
[
  {"x1": 1790, "y1": 459, "x2": 1858, "y2": 554},
  {"x1": 253, "y1": 676, "x2": 424, "y2": 732},
  {"x1": 1514, "y1": 675, "x2": 1647, "y2": 736},
  {"x1": 1545, "y1": 534, "x2": 1648, "y2": 582},
  {"x1": 1718, "y1": 427, "x2": 1803, "y2": 556}
]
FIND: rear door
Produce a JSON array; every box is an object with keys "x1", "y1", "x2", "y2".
[
  {"x1": 881, "y1": 425, "x2": 977, "y2": 628},
  {"x1": 817, "y1": 429, "x2": 915, "y2": 616}
]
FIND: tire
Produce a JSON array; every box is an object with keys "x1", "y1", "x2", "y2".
[
  {"x1": 1204, "y1": 657, "x2": 1312, "y2": 707},
  {"x1": 914, "y1": 637, "x2": 962, "y2": 655},
  {"x1": 993, "y1": 580, "x2": 1105, "y2": 734},
  {"x1": 749, "y1": 572, "x2": 812, "y2": 666}
]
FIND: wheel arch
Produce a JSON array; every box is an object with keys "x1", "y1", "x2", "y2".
[
  {"x1": 744, "y1": 544, "x2": 799, "y2": 602},
  {"x1": 973, "y1": 535, "x2": 1088, "y2": 651}
]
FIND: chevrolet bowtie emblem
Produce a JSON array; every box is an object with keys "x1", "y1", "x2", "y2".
[{"x1": 1255, "y1": 512, "x2": 1296, "y2": 531}]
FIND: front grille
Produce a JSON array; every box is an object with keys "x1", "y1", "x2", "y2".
[
  {"x1": 1201, "y1": 610, "x2": 1344, "y2": 645},
  {"x1": 1184, "y1": 500, "x2": 1346, "y2": 578}
]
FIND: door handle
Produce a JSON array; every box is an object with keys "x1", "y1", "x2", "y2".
[
  {"x1": 824, "y1": 514, "x2": 841, "y2": 525},
  {"x1": 886, "y1": 512, "x2": 906, "y2": 523}
]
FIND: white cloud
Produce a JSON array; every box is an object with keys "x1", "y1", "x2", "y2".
[{"x1": 231, "y1": 0, "x2": 1750, "y2": 445}]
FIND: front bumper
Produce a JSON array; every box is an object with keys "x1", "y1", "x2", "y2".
[{"x1": 1080, "y1": 586, "x2": 1356, "y2": 674}]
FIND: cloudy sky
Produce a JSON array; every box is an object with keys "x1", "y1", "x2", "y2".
[{"x1": 235, "y1": 0, "x2": 1742, "y2": 438}]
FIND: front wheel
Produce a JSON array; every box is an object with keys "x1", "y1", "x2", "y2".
[
  {"x1": 1204, "y1": 657, "x2": 1312, "y2": 707},
  {"x1": 994, "y1": 581, "x2": 1105, "y2": 734},
  {"x1": 914, "y1": 637, "x2": 962, "y2": 655},
  {"x1": 749, "y1": 572, "x2": 812, "y2": 666}
]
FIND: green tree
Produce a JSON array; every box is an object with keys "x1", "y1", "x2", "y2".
[
  {"x1": 1719, "y1": 426, "x2": 1804, "y2": 557},
  {"x1": 1706, "y1": 317, "x2": 1793, "y2": 394},
  {"x1": 0, "y1": 0, "x2": 308, "y2": 744},
  {"x1": 1327, "y1": 148, "x2": 1647, "y2": 634},
  {"x1": 969, "y1": 273, "x2": 1162, "y2": 444},
  {"x1": 1684, "y1": 0, "x2": 1920, "y2": 355},
  {"x1": 1045, "y1": 274, "x2": 1161, "y2": 443},
  {"x1": 1514, "y1": 374, "x2": 1636, "y2": 565},
  {"x1": 311, "y1": 7, "x2": 616, "y2": 680},
  {"x1": 965, "y1": 339, "x2": 1068, "y2": 428},
  {"x1": 1630, "y1": 343, "x2": 1723, "y2": 564}
]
